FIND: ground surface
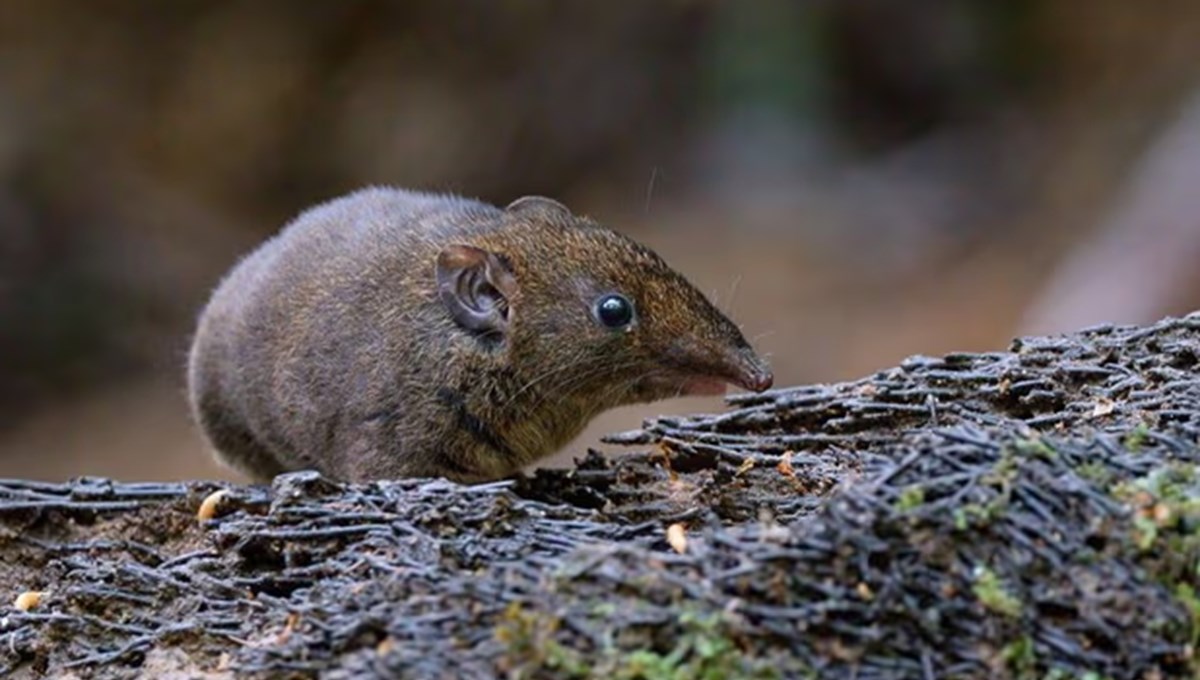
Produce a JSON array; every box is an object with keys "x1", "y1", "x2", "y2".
[{"x1": 2, "y1": 314, "x2": 1200, "y2": 679}]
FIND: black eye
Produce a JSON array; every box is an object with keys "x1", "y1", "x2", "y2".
[{"x1": 594, "y1": 294, "x2": 634, "y2": 329}]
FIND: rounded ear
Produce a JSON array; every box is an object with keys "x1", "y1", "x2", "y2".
[
  {"x1": 435, "y1": 245, "x2": 518, "y2": 336},
  {"x1": 505, "y1": 196, "x2": 573, "y2": 221}
]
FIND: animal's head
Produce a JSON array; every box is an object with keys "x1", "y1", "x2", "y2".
[{"x1": 434, "y1": 196, "x2": 772, "y2": 409}]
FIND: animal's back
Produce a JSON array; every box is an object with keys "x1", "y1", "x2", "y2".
[{"x1": 187, "y1": 188, "x2": 500, "y2": 479}]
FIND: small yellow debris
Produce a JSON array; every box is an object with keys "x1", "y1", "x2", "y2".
[
  {"x1": 666, "y1": 522, "x2": 688, "y2": 554},
  {"x1": 13, "y1": 590, "x2": 45, "y2": 611},
  {"x1": 655, "y1": 442, "x2": 678, "y2": 481},
  {"x1": 1153, "y1": 503, "x2": 1172, "y2": 525},
  {"x1": 735, "y1": 457, "x2": 755, "y2": 477},
  {"x1": 197, "y1": 489, "x2": 231, "y2": 524},
  {"x1": 275, "y1": 612, "x2": 300, "y2": 645},
  {"x1": 1091, "y1": 399, "x2": 1116, "y2": 418},
  {"x1": 855, "y1": 582, "x2": 874, "y2": 601},
  {"x1": 777, "y1": 451, "x2": 795, "y2": 478}
]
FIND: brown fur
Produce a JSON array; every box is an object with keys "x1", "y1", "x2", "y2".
[{"x1": 187, "y1": 187, "x2": 771, "y2": 483}]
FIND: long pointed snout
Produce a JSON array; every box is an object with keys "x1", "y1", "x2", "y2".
[
  {"x1": 668, "y1": 340, "x2": 773, "y2": 395},
  {"x1": 721, "y1": 346, "x2": 773, "y2": 392},
  {"x1": 655, "y1": 295, "x2": 773, "y2": 396}
]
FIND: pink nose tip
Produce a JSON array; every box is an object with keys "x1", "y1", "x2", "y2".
[
  {"x1": 727, "y1": 350, "x2": 773, "y2": 392},
  {"x1": 743, "y1": 370, "x2": 773, "y2": 392}
]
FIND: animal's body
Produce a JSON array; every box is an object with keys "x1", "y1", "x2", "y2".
[{"x1": 187, "y1": 188, "x2": 771, "y2": 482}]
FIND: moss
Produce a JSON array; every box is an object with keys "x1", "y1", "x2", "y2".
[
  {"x1": 496, "y1": 603, "x2": 785, "y2": 679},
  {"x1": 1074, "y1": 461, "x2": 1114, "y2": 487},
  {"x1": 1135, "y1": 464, "x2": 1199, "y2": 504},
  {"x1": 952, "y1": 495, "x2": 1011, "y2": 531},
  {"x1": 1131, "y1": 515, "x2": 1160, "y2": 552},
  {"x1": 495, "y1": 601, "x2": 589, "y2": 678},
  {"x1": 591, "y1": 602, "x2": 618, "y2": 618},
  {"x1": 1013, "y1": 437, "x2": 1056, "y2": 460},
  {"x1": 1111, "y1": 464, "x2": 1200, "y2": 556},
  {"x1": 1000, "y1": 634, "x2": 1035, "y2": 676},
  {"x1": 1010, "y1": 655, "x2": 1109, "y2": 680},
  {"x1": 972, "y1": 566, "x2": 1022, "y2": 618},
  {"x1": 1106, "y1": 462, "x2": 1200, "y2": 663},
  {"x1": 896, "y1": 484, "x2": 925, "y2": 511},
  {"x1": 1174, "y1": 583, "x2": 1200, "y2": 648},
  {"x1": 606, "y1": 611, "x2": 781, "y2": 680},
  {"x1": 1124, "y1": 423, "x2": 1151, "y2": 452},
  {"x1": 984, "y1": 451, "x2": 1021, "y2": 487},
  {"x1": 953, "y1": 507, "x2": 970, "y2": 531}
]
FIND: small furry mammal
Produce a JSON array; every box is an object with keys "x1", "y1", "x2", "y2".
[{"x1": 187, "y1": 188, "x2": 772, "y2": 483}]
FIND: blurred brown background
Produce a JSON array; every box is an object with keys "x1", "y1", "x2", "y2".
[{"x1": 3, "y1": 1, "x2": 1200, "y2": 482}]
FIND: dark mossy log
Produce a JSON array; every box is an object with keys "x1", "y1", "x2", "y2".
[{"x1": 2, "y1": 313, "x2": 1199, "y2": 679}]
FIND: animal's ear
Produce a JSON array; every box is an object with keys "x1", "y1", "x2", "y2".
[
  {"x1": 435, "y1": 244, "x2": 518, "y2": 336},
  {"x1": 505, "y1": 196, "x2": 573, "y2": 221}
]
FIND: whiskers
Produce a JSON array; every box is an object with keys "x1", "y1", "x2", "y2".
[
  {"x1": 500, "y1": 353, "x2": 643, "y2": 417},
  {"x1": 499, "y1": 355, "x2": 647, "y2": 453},
  {"x1": 644, "y1": 166, "x2": 660, "y2": 214},
  {"x1": 724, "y1": 274, "x2": 743, "y2": 316}
]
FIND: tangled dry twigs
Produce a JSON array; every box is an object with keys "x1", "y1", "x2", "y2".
[{"x1": 2, "y1": 314, "x2": 1200, "y2": 678}]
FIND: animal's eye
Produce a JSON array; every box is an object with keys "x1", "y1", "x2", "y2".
[{"x1": 594, "y1": 294, "x2": 635, "y2": 329}]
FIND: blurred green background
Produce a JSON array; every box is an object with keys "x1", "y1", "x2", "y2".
[{"x1": 3, "y1": 1, "x2": 1199, "y2": 480}]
